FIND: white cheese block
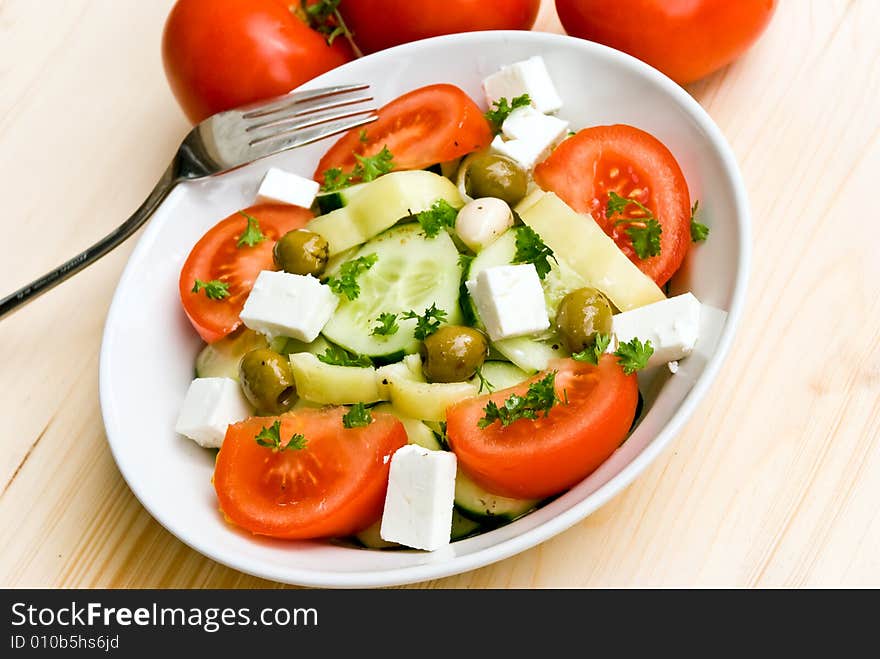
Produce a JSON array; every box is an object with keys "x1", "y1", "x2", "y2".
[
  {"x1": 466, "y1": 263, "x2": 550, "y2": 341},
  {"x1": 489, "y1": 135, "x2": 545, "y2": 172},
  {"x1": 174, "y1": 377, "x2": 251, "y2": 448},
  {"x1": 610, "y1": 293, "x2": 702, "y2": 368},
  {"x1": 501, "y1": 106, "x2": 569, "y2": 143},
  {"x1": 256, "y1": 168, "x2": 320, "y2": 209},
  {"x1": 240, "y1": 270, "x2": 338, "y2": 342},
  {"x1": 379, "y1": 445, "x2": 457, "y2": 551},
  {"x1": 482, "y1": 55, "x2": 563, "y2": 114}
]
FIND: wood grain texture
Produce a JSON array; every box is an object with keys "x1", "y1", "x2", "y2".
[{"x1": 1, "y1": 0, "x2": 878, "y2": 588}]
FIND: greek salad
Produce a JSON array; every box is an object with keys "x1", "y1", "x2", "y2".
[{"x1": 174, "y1": 56, "x2": 710, "y2": 551}]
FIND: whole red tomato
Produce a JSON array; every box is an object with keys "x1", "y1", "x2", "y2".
[
  {"x1": 162, "y1": 0, "x2": 353, "y2": 124},
  {"x1": 339, "y1": 0, "x2": 541, "y2": 54},
  {"x1": 555, "y1": 0, "x2": 777, "y2": 84}
]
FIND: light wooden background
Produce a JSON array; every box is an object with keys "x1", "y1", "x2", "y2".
[{"x1": 1, "y1": 0, "x2": 878, "y2": 588}]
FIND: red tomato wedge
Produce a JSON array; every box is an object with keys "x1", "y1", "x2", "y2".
[
  {"x1": 534, "y1": 125, "x2": 691, "y2": 287},
  {"x1": 179, "y1": 204, "x2": 312, "y2": 343},
  {"x1": 446, "y1": 356, "x2": 638, "y2": 500},
  {"x1": 214, "y1": 408, "x2": 407, "y2": 539},
  {"x1": 314, "y1": 84, "x2": 493, "y2": 183}
]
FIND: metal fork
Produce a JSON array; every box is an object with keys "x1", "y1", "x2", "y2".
[{"x1": 0, "y1": 84, "x2": 378, "y2": 320}]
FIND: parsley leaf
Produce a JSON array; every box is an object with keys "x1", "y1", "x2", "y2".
[
  {"x1": 690, "y1": 201, "x2": 709, "y2": 242},
  {"x1": 474, "y1": 366, "x2": 495, "y2": 393},
  {"x1": 614, "y1": 337, "x2": 654, "y2": 375},
  {"x1": 402, "y1": 303, "x2": 448, "y2": 340},
  {"x1": 236, "y1": 211, "x2": 266, "y2": 248},
  {"x1": 370, "y1": 312, "x2": 399, "y2": 336},
  {"x1": 415, "y1": 199, "x2": 459, "y2": 238},
  {"x1": 485, "y1": 94, "x2": 532, "y2": 133},
  {"x1": 327, "y1": 254, "x2": 378, "y2": 301},
  {"x1": 255, "y1": 420, "x2": 307, "y2": 451},
  {"x1": 606, "y1": 191, "x2": 662, "y2": 259},
  {"x1": 478, "y1": 371, "x2": 561, "y2": 428},
  {"x1": 191, "y1": 279, "x2": 229, "y2": 300},
  {"x1": 299, "y1": 0, "x2": 346, "y2": 45},
  {"x1": 359, "y1": 129, "x2": 369, "y2": 143},
  {"x1": 571, "y1": 333, "x2": 612, "y2": 366},
  {"x1": 316, "y1": 346, "x2": 373, "y2": 368},
  {"x1": 321, "y1": 167, "x2": 350, "y2": 193},
  {"x1": 342, "y1": 402, "x2": 373, "y2": 428},
  {"x1": 513, "y1": 225, "x2": 556, "y2": 280},
  {"x1": 353, "y1": 146, "x2": 395, "y2": 182}
]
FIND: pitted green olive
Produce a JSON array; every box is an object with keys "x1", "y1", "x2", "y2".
[
  {"x1": 273, "y1": 230, "x2": 329, "y2": 276},
  {"x1": 238, "y1": 349, "x2": 297, "y2": 414},
  {"x1": 555, "y1": 287, "x2": 613, "y2": 353},
  {"x1": 464, "y1": 153, "x2": 528, "y2": 206},
  {"x1": 419, "y1": 326, "x2": 489, "y2": 383}
]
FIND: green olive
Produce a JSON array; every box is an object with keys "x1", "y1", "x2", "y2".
[
  {"x1": 273, "y1": 230, "x2": 329, "y2": 276},
  {"x1": 420, "y1": 326, "x2": 489, "y2": 383},
  {"x1": 238, "y1": 349, "x2": 297, "y2": 414},
  {"x1": 464, "y1": 153, "x2": 528, "y2": 206},
  {"x1": 555, "y1": 287, "x2": 614, "y2": 353}
]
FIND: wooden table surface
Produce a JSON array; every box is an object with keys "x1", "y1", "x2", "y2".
[{"x1": 2, "y1": 0, "x2": 878, "y2": 588}]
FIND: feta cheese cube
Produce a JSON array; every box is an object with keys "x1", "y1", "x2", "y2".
[
  {"x1": 501, "y1": 106, "x2": 569, "y2": 143},
  {"x1": 240, "y1": 270, "x2": 338, "y2": 342},
  {"x1": 380, "y1": 445, "x2": 457, "y2": 551},
  {"x1": 489, "y1": 135, "x2": 545, "y2": 172},
  {"x1": 256, "y1": 168, "x2": 320, "y2": 209},
  {"x1": 483, "y1": 55, "x2": 563, "y2": 114},
  {"x1": 175, "y1": 377, "x2": 251, "y2": 448},
  {"x1": 611, "y1": 293, "x2": 702, "y2": 368},
  {"x1": 466, "y1": 264, "x2": 550, "y2": 341}
]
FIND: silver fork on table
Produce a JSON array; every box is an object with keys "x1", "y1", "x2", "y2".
[{"x1": 0, "y1": 84, "x2": 378, "y2": 320}]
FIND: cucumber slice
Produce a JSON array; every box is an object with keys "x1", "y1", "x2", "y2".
[
  {"x1": 288, "y1": 352, "x2": 383, "y2": 405},
  {"x1": 306, "y1": 171, "x2": 463, "y2": 256},
  {"x1": 321, "y1": 223, "x2": 463, "y2": 359},
  {"x1": 451, "y1": 509, "x2": 482, "y2": 541},
  {"x1": 476, "y1": 361, "x2": 530, "y2": 390},
  {"x1": 378, "y1": 355, "x2": 477, "y2": 422},
  {"x1": 494, "y1": 336, "x2": 568, "y2": 374},
  {"x1": 353, "y1": 520, "x2": 399, "y2": 549},
  {"x1": 274, "y1": 335, "x2": 331, "y2": 357},
  {"x1": 516, "y1": 191, "x2": 666, "y2": 312},
  {"x1": 373, "y1": 403, "x2": 443, "y2": 451},
  {"x1": 314, "y1": 182, "x2": 367, "y2": 215},
  {"x1": 194, "y1": 329, "x2": 268, "y2": 380},
  {"x1": 455, "y1": 469, "x2": 538, "y2": 522}
]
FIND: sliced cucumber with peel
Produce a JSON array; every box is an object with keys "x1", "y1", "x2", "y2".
[
  {"x1": 476, "y1": 361, "x2": 530, "y2": 391},
  {"x1": 455, "y1": 469, "x2": 538, "y2": 522},
  {"x1": 314, "y1": 182, "x2": 368, "y2": 215},
  {"x1": 372, "y1": 402, "x2": 443, "y2": 451},
  {"x1": 288, "y1": 352, "x2": 383, "y2": 405},
  {"x1": 321, "y1": 222, "x2": 462, "y2": 360}
]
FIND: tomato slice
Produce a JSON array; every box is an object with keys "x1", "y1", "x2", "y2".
[
  {"x1": 446, "y1": 356, "x2": 638, "y2": 500},
  {"x1": 214, "y1": 407, "x2": 407, "y2": 539},
  {"x1": 179, "y1": 204, "x2": 312, "y2": 343},
  {"x1": 314, "y1": 84, "x2": 493, "y2": 183},
  {"x1": 534, "y1": 125, "x2": 691, "y2": 287}
]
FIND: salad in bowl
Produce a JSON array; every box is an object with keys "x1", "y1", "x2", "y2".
[{"x1": 173, "y1": 54, "x2": 712, "y2": 552}]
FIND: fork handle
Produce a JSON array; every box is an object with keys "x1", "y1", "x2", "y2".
[{"x1": 0, "y1": 163, "x2": 178, "y2": 321}]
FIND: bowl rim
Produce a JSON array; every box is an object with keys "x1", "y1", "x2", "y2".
[{"x1": 99, "y1": 29, "x2": 751, "y2": 588}]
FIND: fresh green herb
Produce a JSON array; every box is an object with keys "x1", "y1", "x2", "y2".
[
  {"x1": 485, "y1": 94, "x2": 532, "y2": 132},
  {"x1": 571, "y1": 333, "x2": 612, "y2": 366},
  {"x1": 327, "y1": 254, "x2": 378, "y2": 300},
  {"x1": 191, "y1": 279, "x2": 230, "y2": 300},
  {"x1": 359, "y1": 129, "x2": 369, "y2": 143},
  {"x1": 316, "y1": 346, "x2": 373, "y2": 368},
  {"x1": 690, "y1": 201, "x2": 709, "y2": 242},
  {"x1": 371, "y1": 312, "x2": 399, "y2": 336},
  {"x1": 319, "y1": 146, "x2": 395, "y2": 192},
  {"x1": 342, "y1": 402, "x2": 373, "y2": 428},
  {"x1": 415, "y1": 199, "x2": 459, "y2": 238},
  {"x1": 297, "y1": 0, "x2": 361, "y2": 53},
  {"x1": 614, "y1": 337, "x2": 654, "y2": 375},
  {"x1": 255, "y1": 420, "x2": 307, "y2": 451},
  {"x1": 321, "y1": 167, "x2": 350, "y2": 193},
  {"x1": 402, "y1": 303, "x2": 448, "y2": 340},
  {"x1": 513, "y1": 225, "x2": 556, "y2": 279},
  {"x1": 236, "y1": 211, "x2": 266, "y2": 248},
  {"x1": 433, "y1": 421, "x2": 450, "y2": 450},
  {"x1": 606, "y1": 191, "x2": 662, "y2": 259},
  {"x1": 474, "y1": 366, "x2": 495, "y2": 393},
  {"x1": 478, "y1": 371, "x2": 562, "y2": 428},
  {"x1": 567, "y1": 130, "x2": 577, "y2": 137}
]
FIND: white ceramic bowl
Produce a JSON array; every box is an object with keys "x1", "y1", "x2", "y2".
[{"x1": 100, "y1": 31, "x2": 749, "y2": 588}]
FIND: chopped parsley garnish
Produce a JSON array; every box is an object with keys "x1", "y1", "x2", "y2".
[
  {"x1": 571, "y1": 333, "x2": 612, "y2": 366},
  {"x1": 327, "y1": 253, "x2": 378, "y2": 300},
  {"x1": 415, "y1": 199, "x2": 459, "y2": 238},
  {"x1": 513, "y1": 225, "x2": 556, "y2": 280},
  {"x1": 316, "y1": 346, "x2": 373, "y2": 368},
  {"x1": 402, "y1": 303, "x2": 448, "y2": 340},
  {"x1": 342, "y1": 402, "x2": 373, "y2": 428},
  {"x1": 485, "y1": 94, "x2": 532, "y2": 133},
  {"x1": 474, "y1": 366, "x2": 495, "y2": 394},
  {"x1": 359, "y1": 129, "x2": 369, "y2": 143},
  {"x1": 191, "y1": 279, "x2": 230, "y2": 300},
  {"x1": 606, "y1": 191, "x2": 662, "y2": 259},
  {"x1": 614, "y1": 337, "x2": 654, "y2": 375},
  {"x1": 370, "y1": 312, "x2": 400, "y2": 336},
  {"x1": 320, "y1": 146, "x2": 395, "y2": 192},
  {"x1": 255, "y1": 420, "x2": 307, "y2": 451},
  {"x1": 478, "y1": 371, "x2": 562, "y2": 428},
  {"x1": 236, "y1": 211, "x2": 266, "y2": 248},
  {"x1": 690, "y1": 200, "x2": 709, "y2": 242}
]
